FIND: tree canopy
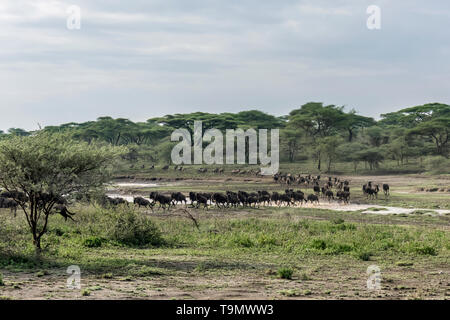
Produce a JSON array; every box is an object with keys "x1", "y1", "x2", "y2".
[{"x1": 0, "y1": 132, "x2": 124, "y2": 251}]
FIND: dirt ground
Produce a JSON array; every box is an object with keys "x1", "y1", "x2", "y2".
[{"x1": 1, "y1": 256, "x2": 448, "y2": 300}]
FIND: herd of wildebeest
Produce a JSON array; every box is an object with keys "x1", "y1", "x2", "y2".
[
  {"x1": 104, "y1": 174, "x2": 391, "y2": 211},
  {"x1": 0, "y1": 174, "x2": 391, "y2": 217}
]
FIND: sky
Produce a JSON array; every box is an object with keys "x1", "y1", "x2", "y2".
[{"x1": 1, "y1": 0, "x2": 449, "y2": 131}]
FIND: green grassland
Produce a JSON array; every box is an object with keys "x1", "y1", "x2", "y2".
[{"x1": 1, "y1": 204, "x2": 449, "y2": 299}]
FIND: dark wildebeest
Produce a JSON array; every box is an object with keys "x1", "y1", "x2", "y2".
[
  {"x1": 270, "y1": 192, "x2": 280, "y2": 205},
  {"x1": 292, "y1": 191, "x2": 305, "y2": 205},
  {"x1": 383, "y1": 184, "x2": 390, "y2": 196},
  {"x1": 366, "y1": 185, "x2": 379, "y2": 200},
  {"x1": 54, "y1": 205, "x2": 76, "y2": 221},
  {"x1": 0, "y1": 191, "x2": 28, "y2": 202},
  {"x1": 307, "y1": 194, "x2": 319, "y2": 204},
  {"x1": 0, "y1": 197, "x2": 19, "y2": 216},
  {"x1": 150, "y1": 192, "x2": 172, "y2": 209},
  {"x1": 238, "y1": 191, "x2": 249, "y2": 206},
  {"x1": 313, "y1": 185, "x2": 320, "y2": 195},
  {"x1": 171, "y1": 192, "x2": 187, "y2": 205},
  {"x1": 226, "y1": 191, "x2": 239, "y2": 208},
  {"x1": 195, "y1": 193, "x2": 209, "y2": 209},
  {"x1": 189, "y1": 191, "x2": 197, "y2": 207},
  {"x1": 257, "y1": 191, "x2": 271, "y2": 206},
  {"x1": 279, "y1": 193, "x2": 292, "y2": 207},
  {"x1": 247, "y1": 193, "x2": 260, "y2": 207},
  {"x1": 325, "y1": 190, "x2": 334, "y2": 202},
  {"x1": 134, "y1": 197, "x2": 152, "y2": 208},
  {"x1": 342, "y1": 191, "x2": 350, "y2": 204},
  {"x1": 212, "y1": 193, "x2": 228, "y2": 208}
]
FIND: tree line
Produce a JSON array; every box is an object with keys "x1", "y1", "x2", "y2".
[{"x1": 1, "y1": 103, "x2": 448, "y2": 172}]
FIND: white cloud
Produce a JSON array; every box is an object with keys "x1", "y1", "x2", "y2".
[{"x1": 0, "y1": 0, "x2": 449, "y2": 130}]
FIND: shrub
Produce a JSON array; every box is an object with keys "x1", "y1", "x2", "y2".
[
  {"x1": 83, "y1": 237, "x2": 103, "y2": 248},
  {"x1": 107, "y1": 209, "x2": 163, "y2": 246},
  {"x1": 0, "y1": 273, "x2": 4, "y2": 286},
  {"x1": 414, "y1": 246, "x2": 437, "y2": 256},
  {"x1": 332, "y1": 218, "x2": 345, "y2": 225},
  {"x1": 310, "y1": 239, "x2": 327, "y2": 250},
  {"x1": 356, "y1": 251, "x2": 372, "y2": 261},
  {"x1": 277, "y1": 267, "x2": 293, "y2": 280},
  {"x1": 423, "y1": 156, "x2": 450, "y2": 174},
  {"x1": 232, "y1": 235, "x2": 254, "y2": 248},
  {"x1": 81, "y1": 289, "x2": 91, "y2": 296}
]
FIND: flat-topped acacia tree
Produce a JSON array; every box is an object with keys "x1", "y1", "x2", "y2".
[{"x1": 0, "y1": 132, "x2": 124, "y2": 252}]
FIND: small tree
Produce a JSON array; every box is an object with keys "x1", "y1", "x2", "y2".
[{"x1": 0, "y1": 132, "x2": 124, "y2": 252}]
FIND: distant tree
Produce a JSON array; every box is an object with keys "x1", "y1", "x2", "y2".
[
  {"x1": 0, "y1": 132, "x2": 124, "y2": 252},
  {"x1": 365, "y1": 126, "x2": 389, "y2": 147},
  {"x1": 280, "y1": 129, "x2": 304, "y2": 162},
  {"x1": 382, "y1": 103, "x2": 450, "y2": 157},
  {"x1": 357, "y1": 148, "x2": 384, "y2": 170},
  {"x1": 8, "y1": 128, "x2": 30, "y2": 136},
  {"x1": 318, "y1": 136, "x2": 344, "y2": 172},
  {"x1": 337, "y1": 143, "x2": 368, "y2": 172},
  {"x1": 288, "y1": 102, "x2": 347, "y2": 170},
  {"x1": 340, "y1": 110, "x2": 376, "y2": 142}
]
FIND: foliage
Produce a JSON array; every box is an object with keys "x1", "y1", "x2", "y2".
[
  {"x1": 1, "y1": 102, "x2": 448, "y2": 172},
  {"x1": 105, "y1": 208, "x2": 164, "y2": 247},
  {"x1": 0, "y1": 132, "x2": 124, "y2": 251}
]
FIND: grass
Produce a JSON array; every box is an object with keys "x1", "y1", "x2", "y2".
[
  {"x1": 277, "y1": 267, "x2": 294, "y2": 280},
  {"x1": 0, "y1": 202, "x2": 449, "y2": 299}
]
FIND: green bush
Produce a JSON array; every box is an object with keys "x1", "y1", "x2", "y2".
[
  {"x1": 107, "y1": 209, "x2": 163, "y2": 246},
  {"x1": 83, "y1": 237, "x2": 103, "y2": 248},
  {"x1": 310, "y1": 239, "x2": 327, "y2": 250},
  {"x1": 356, "y1": 251, "x2": 372, "y2": 261},
  {"x1": 0, "y1": 273, "x2": 4, "y2": 286},
  {"x1": 413, "y1": 246, "x2": 437, "y2": 256},
  {"x1": 232, "y1": 235, "x2": 254, "y2": 248},
  {"x1": 277, "y1": 267, "x2": 293, "y2": 280},
  {"x1": 423, "y1": 156, "x2": 450, "y2": 174}
]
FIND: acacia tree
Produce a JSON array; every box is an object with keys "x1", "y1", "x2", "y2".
[{"x1": 0, "y1": 132, "x2": 124, "y2": 252}]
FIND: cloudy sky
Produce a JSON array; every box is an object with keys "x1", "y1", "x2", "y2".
[{"x1": 1, "y1": 0, "x2": 449, "y2": 131}]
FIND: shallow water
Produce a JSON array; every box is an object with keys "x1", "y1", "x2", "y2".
[{"x1": 112, "y1": 182, "x2": 159, "y2": 188}]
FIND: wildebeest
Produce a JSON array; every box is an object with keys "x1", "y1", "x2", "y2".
[
  {"x1": 171, "y1": 192, "x2": 187, "y2": 205},
  {"x1": 101, "y1": 195, "x2": 127, "y2": 207},
  {"x1": 212, "y1": 192, "x2": 228, "y2": 208},
  {"x1": 365, "y1": 185, "x2": 379, "y2": 200},
  {"x1": 383, "y1": 184, "x2": 390, "y2": 196},
  {"x1": 313, "y1": 185, "x2": 320, "y2": 195},
  {"x1": 291, "y1": 190, "x2": 305, "y2": 204},
  {"x1": 150, "y1": 192, "x2": 172, "y2": 209},
  {"x1": 0, "y1": 197, "x2": 19, "y2": 216},
  {"x1": 238, "y1": 191, "x2": 249, "y2": 206},
  {"x1": 325, "y1": 190, "x2": 334, "y2": 202},
  {"x1": 226, "y1": 191, "x2": 239, "y2": 208},
  {"x1": 307, "y1": 194, "x2": 319, "y2": 204},
  {"x1": 54, "y1": 204, "x2": 76, "y2": 221},
  {"x1": 257, "y1": 191, "x2": 271, "y2": 206},
  {"x1": 133, "y1": 196, "x2": 152, "y2": 208},
  {"x1": 270, "y1": 192, "x2": 280, "y2": 205},
  {"x1": 247, "y1": 193, "x2": 260, "y2": 207},
  {"x1": 194, "y1": 193, "x2": 208, "y2": 209},
  {"x1": 0, "y1": 190, "x2": 28, "y2": 203},
  {"x1": 337, "y1": 191, "x2": 350, "y2": 204}
]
